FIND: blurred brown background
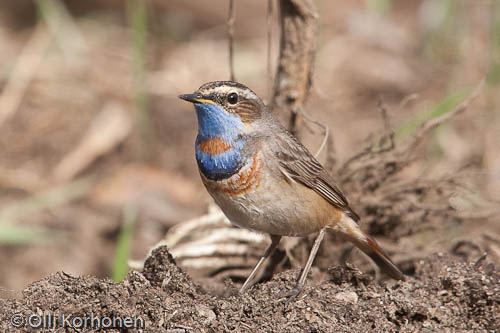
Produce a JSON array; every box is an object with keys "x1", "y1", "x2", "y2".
[{"x1": 0, "y1": 0, "x2": 498, "y2": 292}]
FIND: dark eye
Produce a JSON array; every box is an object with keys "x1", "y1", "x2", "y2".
[{"x1": 227, "y1": 92, "x2": 238, "y2": 105}]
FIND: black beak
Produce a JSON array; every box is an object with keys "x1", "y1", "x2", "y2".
[{"x1": 178, "y1": 93, "x2": 201, "y2": 103}]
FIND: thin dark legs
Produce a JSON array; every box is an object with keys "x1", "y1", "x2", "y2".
[
  {"x1": 240, "y1": 228, "x2": 327, "y2": 302},
  {"x1": 239, "y1": 234, "x2": 282, "y2": 293},
  {"x1": 285, "y1": 227, "x2": 327, "y2": 301}
]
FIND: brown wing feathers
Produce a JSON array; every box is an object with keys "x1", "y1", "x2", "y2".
[{"x1": 275, "y1": 131, "x2": 360, "y2": 222}]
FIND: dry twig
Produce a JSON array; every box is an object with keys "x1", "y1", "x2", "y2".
[
  {"x1": 267, "y1": 0, "x2": 275, "y2": 99},
  {"x1": 404, "y1": 80, "x2": 484, "y2": 153},
  {"x1": 377, "y1": 97, "x2": 395, "y2": 152},
  {"x1": 272, "y1": 0, "x2": 318, "y2": 136},
  {"x1": 227, "y1": 0, "x2": 236, "y2": 81},
  {"x1": 297, "y1": 108, "x2": 329, "y2": 158},
  {"x1": 0, "y1": 23, "x2": 50, "y2": 128},
  {"x1": 53, "y1": 103, "x2": 132, "y2": 182}
]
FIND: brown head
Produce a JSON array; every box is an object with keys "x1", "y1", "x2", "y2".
[{"x1": 179, "y1": 81, "x2": 267, "y2": 125}]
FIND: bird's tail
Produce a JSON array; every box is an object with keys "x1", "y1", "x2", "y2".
[{"x1": 331, "y1": 213, "x2": 405, "y2": 281}]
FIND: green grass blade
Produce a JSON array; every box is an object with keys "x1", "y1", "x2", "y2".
[
  {"x1": 127, "y1": 0, "x2": 152, "y2": 161},
  {"x1": 0, "y1": 223, "x2": 54, "y2": 245},
  {"x1": 365, "y1": 0, "x2": 392, "y2": 16},
  {"x1": 396, "y1": 91, "x2": 467, "y2": 141},
  {"x1": 0, "y1": 178, "x2": 91, "y2": 245},
  {"x1": 0, "y1": 177, "x2": 93, "y2": 222},
  {"x1": 112, "y1": 205, "x2": 137, "y2": 282}
]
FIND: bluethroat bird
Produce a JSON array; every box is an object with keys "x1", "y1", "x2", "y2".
[{"x1": 179, "y1": 81, "x2": 405, "y2": 297}]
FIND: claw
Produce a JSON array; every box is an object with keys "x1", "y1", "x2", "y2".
[
  {"x1": 284, "y1": 287, "x2": 302, "y2": 305},
  {"x1": 278, "y1": 280, "x2": 305, "y2": 305}
]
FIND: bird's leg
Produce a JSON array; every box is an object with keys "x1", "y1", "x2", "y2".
[
  {"x1": 239, "y1": 234, "x2": 282, "y2": 294},
  {"x1": 285, "y1": 227, "x2": 327, "y2": 302}
]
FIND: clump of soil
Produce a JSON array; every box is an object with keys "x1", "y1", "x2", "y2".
[{"x1": 1, "y1": 246, "x2": 498, "y2": 332}]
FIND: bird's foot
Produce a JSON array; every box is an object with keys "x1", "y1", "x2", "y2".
[{"x1": 280, "y1": 283, "x2": 304, "y2": 306}]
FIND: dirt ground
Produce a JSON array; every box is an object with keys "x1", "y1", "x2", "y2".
[
  {"x1": 0, "y1": 1, "x2": 499, "y2": 332},
  {"x1": 0, "y1": 246, "x2": 498, "y2": 331}
]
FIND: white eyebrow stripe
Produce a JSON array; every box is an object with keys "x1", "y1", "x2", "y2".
[{"x1": 200, "y1": 86, "x2": 256, "y2": 100}]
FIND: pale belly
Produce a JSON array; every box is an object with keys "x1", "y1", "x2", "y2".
[{"x1": 201, "y1": 154, "x2": 338, "y2": 236}]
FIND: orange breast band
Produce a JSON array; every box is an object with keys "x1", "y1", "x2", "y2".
[
  {"x1": 222, "y1": 154, "x2": 262, "y2": 195},
  {"x1": 198, "y1": 138, "x2": 232, "y2": 155}
]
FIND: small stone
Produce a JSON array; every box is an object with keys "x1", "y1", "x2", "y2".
[
  {"x1": 196, "y1": 304, "x2": 216, "y2": 324},
  {"x1": 335, "y1": 291, "x2": 358, "y2": 304},
  {"x1": 367, "y1": 292, "x2": 381, "y2": 299}
]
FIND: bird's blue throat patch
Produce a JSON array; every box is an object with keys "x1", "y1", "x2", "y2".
[{"x1": 193, "y1": 102, "x2": 247, "y2": 180}]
